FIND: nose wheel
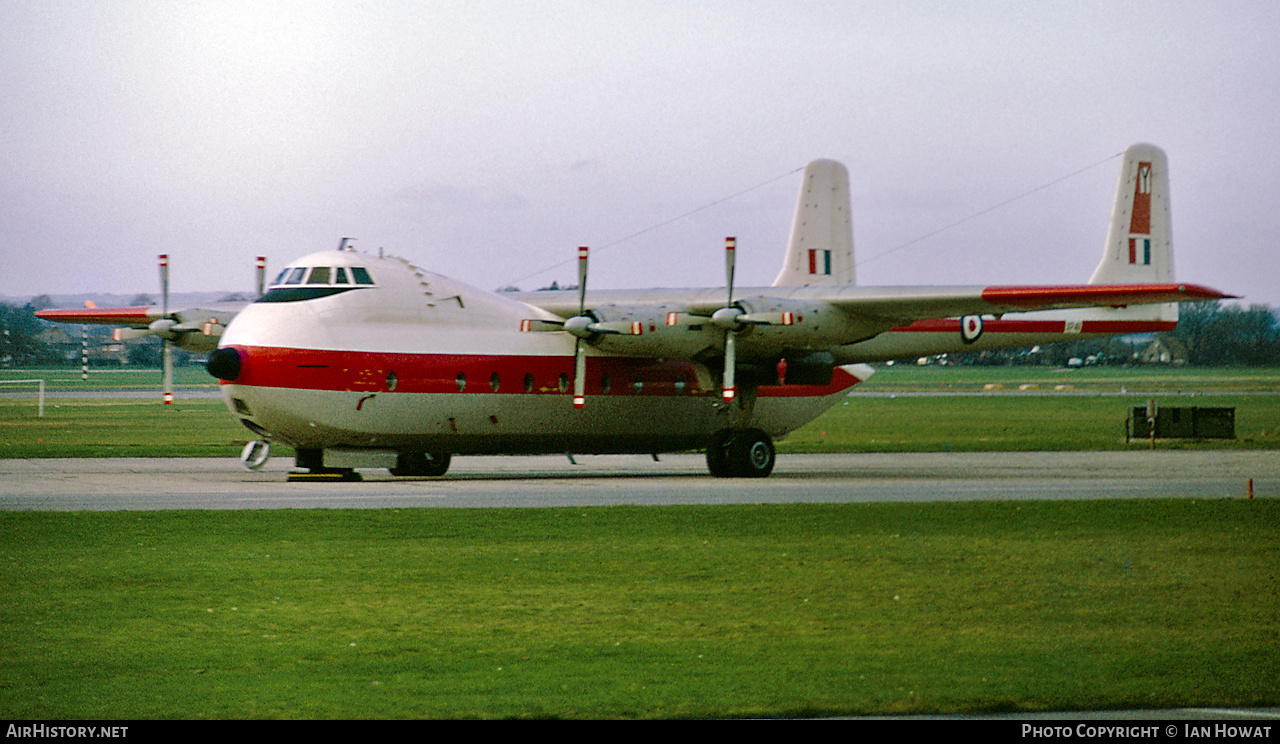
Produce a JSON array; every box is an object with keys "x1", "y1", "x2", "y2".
[{"x1": 705, "y1": 429, "x2": 775, "y2": 478}]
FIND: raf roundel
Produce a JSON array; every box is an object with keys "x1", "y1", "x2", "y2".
[{"x1": 960, "y1": 315, "x2": 984, "y2": 344}]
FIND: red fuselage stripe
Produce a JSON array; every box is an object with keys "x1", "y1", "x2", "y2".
[{"x1": 224, "y1": 346, "x2": 863, "y2": 399}]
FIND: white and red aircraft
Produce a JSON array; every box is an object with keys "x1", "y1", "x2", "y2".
[{"x1": 41, "y1": 144, "x2": 1229, "y2": 479}]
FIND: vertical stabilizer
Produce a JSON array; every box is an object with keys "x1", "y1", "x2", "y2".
[
  {"x1": 772, "y1": 159, "x2": 854, "y2": 286},
  {"x1": 1089, "y1": 143, "x2": 1173, "y2": 285}
]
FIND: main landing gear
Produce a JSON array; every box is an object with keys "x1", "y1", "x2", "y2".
[
  {"x1": 705, "y1": 429, "x2": 776, "y2": 478},
  {"x1": 390, "y1": 452, "x2": 452, "y2": 477},
  {"x1": 288, "y1": 448, "x2": 362, "y2": 482},
  {"x1": 285, "y1": 449, "x2": 453, "y2": 480}
]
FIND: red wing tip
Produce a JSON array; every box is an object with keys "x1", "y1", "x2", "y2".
[
  {"x1": 982, "y1": 283, "x2": 1234, "y2": 306},
  {"x1": 34, "y1": 307, "x2": 156, "y2": 324}
]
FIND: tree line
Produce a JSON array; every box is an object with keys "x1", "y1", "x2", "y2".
[
  {"x1": 1164, "y1": 301, "x2": 1280, "y2": 366},
  {"x1": 948, "y1": 301, "x2": 1280, "y2": 367}
]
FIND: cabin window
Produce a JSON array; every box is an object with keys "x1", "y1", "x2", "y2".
[
  {"x1": 601, "y1": 373, "x2": 611, "y2": 394},
  {"x1": 351, "y1": 267, "x2": 375, "y2": 285},
  {"x1": 456, "y1": 372, "x2": 467, "y2": 392},
  {"x1": 306, "y1": 267, "x2": 331, "y2": 284},
  {"x1": 558, "y1": 373, "x2": 569, "y2": 393},
  {"x1": 490, "y1": 372, "x2": 500, "y2": 392},
  {"x1": 523, "y1": 373, "x2": 534, "y2": 393},
  {"x1": 386, "y1": 370, "x2": 398, "y2": 391}
]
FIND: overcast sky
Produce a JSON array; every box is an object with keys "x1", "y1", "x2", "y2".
[{"x1": 2, "y1": 1, "x2": 1276, "y2": 307}]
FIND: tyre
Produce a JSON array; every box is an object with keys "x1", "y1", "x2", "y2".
[
  {"x1": 705, "y1": 429, "x2": 775, "y2": 478},
  {"x1": 391, "y1": 452, "x2": 452, "y2": 477}
]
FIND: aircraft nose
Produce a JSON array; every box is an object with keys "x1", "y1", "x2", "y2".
[{"x1": 207, "y1": 346, "x2": 244, "y2": 382}]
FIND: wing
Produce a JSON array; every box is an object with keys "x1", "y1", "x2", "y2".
[
  {"x1": 35, "y1": 301, "x2": 251, "y2": 353},
  {"x1": 794, "y1": 282, "x2": 1230, "y2": 324},
  {"x1": 34, "y1": 306, "x2": 161, "y2": 327},
  {"x1": 516, "y1": 281, "x2": 1228, "y2": 325},
  {"x1": 512, "y1": 281, "x2": 1232, "y2": 367}
]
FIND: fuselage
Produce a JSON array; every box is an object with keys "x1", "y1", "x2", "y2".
[{"x1": 212, "y1": 250, "x2": 869, "y2": 457}]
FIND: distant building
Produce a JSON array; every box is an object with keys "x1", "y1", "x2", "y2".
[
  {"x1": 34, "y1": 326, "x2": 132, "y2": 366},
  {"x1": 1138, "y1": 336, "x2": 1187, "y2": 365}
]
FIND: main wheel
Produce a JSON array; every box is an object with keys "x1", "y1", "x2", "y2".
[
  {"x1": 391, "y1": 452, "x2": 452, "y2": 477},
  {"x1": 730, "y1": 430, "x2": 775, "y2": 478},
  {"x1": 706, "y1": 430, "x2": 735, "y2": 478},
  {"x1": 705, "y1": 429, "x2": 775, "y2": 478}
]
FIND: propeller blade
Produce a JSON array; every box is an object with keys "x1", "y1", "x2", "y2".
[
  {"x1": 574, "y1": 246, "x2": 589, "y2": 409},
  {"x1": 722, "y1": 237, "x2": 738, "y2": 404},
  {"x1": 724, "y1": 237, "x2": 736, "y2": 305},
  {"x1": 159, "y1": 254, "x2": 169, "y2": 316},
  {"x1": 737, "y1": 310, "x2": 795, "y2": 326},
  {"x1": 159, "y1": 254, "x2": 173, "y2": 405},
  {"x1": 162, "y1": 341, "x2": 174, "y2": 405},
  {"x1": 723, "y1": 331, "x2": 736, "y2": 403},
  {"x1": 112, "y1": 327, "x2": 149, "y2": 342},
  {"x1": 581, "y1": 320, "x2": 642, "y2": 336},
  {"x1": 577, "y1": 246, "x2": 588, "y2": 315},
  {"x1": 573, "y1": 340, "x2": 586, "y2": 409},
  {"x1": 520, "y1": 318, "x2": 565, "y2": 332}
]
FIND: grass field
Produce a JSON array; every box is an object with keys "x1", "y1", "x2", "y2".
[
  {"x1": 1, "y1": 501, "x2": 1276, "y2": 719},
  {"x1": 2, "y1": 367, "x2": 1277, "y2": 719},
  {"x1": 778, "y1": 394, "x2": 1280, "y2": 453}
]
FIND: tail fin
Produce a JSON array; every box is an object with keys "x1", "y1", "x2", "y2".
[
  {"x1": 1089, "y1": 143, "x2": 1173, "y2": 285},
  {"x1": 772, "y1": 159, "x2": 855, "y2": 287}
]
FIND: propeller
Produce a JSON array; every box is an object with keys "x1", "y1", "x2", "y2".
[
  {"x1": 520, "y1": 246, "x2": 652, "y2": 408},
  {"x1": 571, "y1": 246, "x2": 588, "y2": 408},
  {"x1": 710, "y1": 237, "x2": 743, "y2": 403},
  {"x1": 109, "y1": 255, "x2": 267, "y2": 405}
]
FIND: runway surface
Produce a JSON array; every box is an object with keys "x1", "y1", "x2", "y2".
[{"x1": 2, "y1": 450, "x2": 1276, "y2": 510}]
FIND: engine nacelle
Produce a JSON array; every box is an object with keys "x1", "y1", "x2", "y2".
[
  {"x1": 580, "y1": 298, "x2": 869, "y2": 363},
  {"x1": 578, "y1": 304, "x2": 722, "y2": 358},
  {"x1": 723, "y1": 297, "x2": 875, "y2": 356}
]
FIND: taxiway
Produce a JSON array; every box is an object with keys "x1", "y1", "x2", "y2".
[{"x1": 1, "y1": 450, "x2": 1275, "y2": 511}]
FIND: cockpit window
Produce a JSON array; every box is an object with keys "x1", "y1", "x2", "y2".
[
  {"x1": 259, "y1": 264, "x2": 375, "y2": 301},
  {"x1": 274, "y1": 266, "x2": 374, "y2": 285}
]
